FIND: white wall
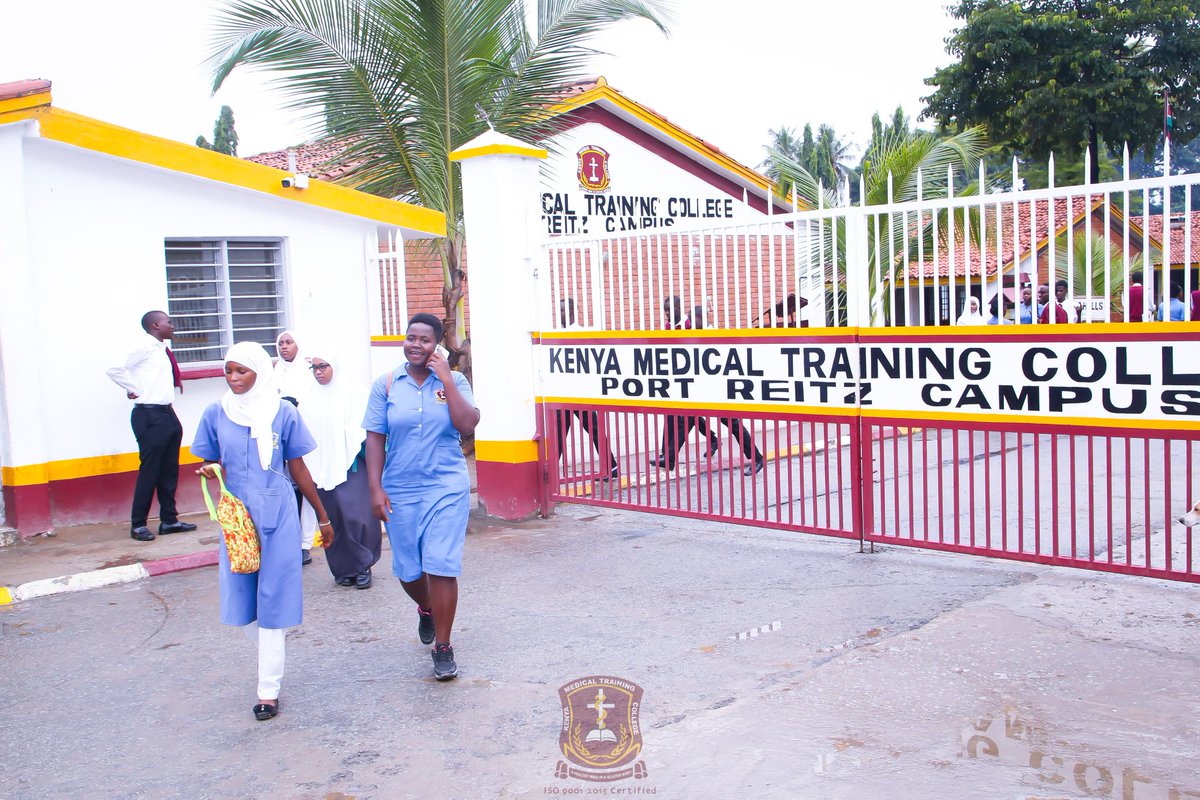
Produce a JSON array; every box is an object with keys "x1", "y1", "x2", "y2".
[
  {"x1": 0, "y1": 122, "x2": 39, "y2": 511},
  {"x1": 540, "y1": 121, "x2": 766, "y2": 237},
  {"x1": 5, "y1": 135, "x2": 385, "y2": 470}
]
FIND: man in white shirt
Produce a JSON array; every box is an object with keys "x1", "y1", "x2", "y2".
[{"x1": 107, "y1": 310, "x2": 196, "y2": 541}]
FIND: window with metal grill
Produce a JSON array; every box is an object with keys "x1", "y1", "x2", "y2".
[{"x1": 164, "y1": 239, "x2": 286, "y2": 364}]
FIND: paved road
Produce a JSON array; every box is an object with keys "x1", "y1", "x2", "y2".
[{"x1": 3, "y1": 504, "x2": 1198, "y2": 799}]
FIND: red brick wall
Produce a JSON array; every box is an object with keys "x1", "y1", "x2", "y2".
[{"x1": 377, "y1": 240, "x2": 472, "y2": 339}]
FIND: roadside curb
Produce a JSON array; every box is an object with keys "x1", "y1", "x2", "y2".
[{"x1": 0, "y1": 548, "x2": 218, "y2": 606}]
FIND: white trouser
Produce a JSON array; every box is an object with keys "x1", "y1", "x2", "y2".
[
  {"x1": 299, "y1": 497, "x2": 319, "y2": 549},
  {"x1": 242, "y1": 622, "x2": 286, "y2": 700}
]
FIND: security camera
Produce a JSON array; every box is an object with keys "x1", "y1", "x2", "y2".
[
  {"x1": 281, "y1": 173, "x2": 309, "y2": 189},
  {"x1": 281, "y1": 176, "x2": 295, "y2": 188}
]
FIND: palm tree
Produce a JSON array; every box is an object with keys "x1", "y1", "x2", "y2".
[
  {"x1": 208, "y1": 0, "x2": 671, "y2": 373},
  {"x1": 759, "y1": 125, "x2": 802, "y2": 193},
  {"x1": 766, "y1": 124, "x2": 990, "y2": 324},
  {"x1": 1053, "y1": 229, "x2": 1151, "y2": 321}
]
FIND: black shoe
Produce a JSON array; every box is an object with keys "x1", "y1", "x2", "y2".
[
  {"x1": 603, "y1": 464, "x2": 620, "y2": 481},
  {"x1": 336, "y1": 576, "x2": 356, "y2": 587},
  {"x1": 649, "y1": 455, "x2": 674, "y2": 470},
  {"x1": 253, "y1": 699, "x2": 279, "y2": 721},
  {"x1": 743, "y1": 459, "x2": 765, "y2": 476},
  {"x1": 355, "y1": 569, "x2": 373, "y2": 590},
  {"x1": 418, "y1": 606, "x2": 435, "y2": 645},
  {"x1": 130, "y1": 526, "x2": 155, "y2": 542},
  {"x1": 158, "y1": 521, "x2": 197, "y2": 535},
  {"x1": 301, "y1": 549, "x2": 312, "y2": 565},
  {"x1": 432, "y1": 643, "x2": 458, "y2": 681},
  {"x1": 705, "y1": 437, "x2": 720, "y2": 457}
]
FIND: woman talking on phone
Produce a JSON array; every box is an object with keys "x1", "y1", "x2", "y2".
[{"x1": 363, "y1": 313, "x2": 479, "y2": 681}]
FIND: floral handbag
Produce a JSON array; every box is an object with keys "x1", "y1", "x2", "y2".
[{"x1": 200, "y1": 464, "x2": 261, "y2": 574}]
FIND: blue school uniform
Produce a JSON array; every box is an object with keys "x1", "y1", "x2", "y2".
[
  {"x1": 191, "y1": 401, "x2": 316, "y2": 628},
  {"x1": 363, "y1": 365, "x2": 475, "y2": 581}
]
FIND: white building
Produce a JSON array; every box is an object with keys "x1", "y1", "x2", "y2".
[{"x1": 0, "y1": 79, "x2": 443, "y2": 537}]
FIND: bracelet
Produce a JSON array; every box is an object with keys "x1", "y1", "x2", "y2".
[{"x1": 318, "y1": 520, "x2": 332, "y2": 527}]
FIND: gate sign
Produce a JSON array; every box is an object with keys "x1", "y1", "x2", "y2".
[
  {"x1": 536, "y1": 334, "x2": 1200, "y2": 427},
  {"x1": 577, "y1": 145, "x2": 610, "y2": 193}
]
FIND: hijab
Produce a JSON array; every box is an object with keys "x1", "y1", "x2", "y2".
[
  {"x1": 274, "y1": 329, "x2": 312, "y2": 404},
  {"x1": 298, "y1": 344, "x2": 369, "y2": 490},
  {"x1": 956, "y1": 296, "x2": 986, "y2": 326},
  {"x1": 221, "y1": 341, "x2": 281, "y2": 471}
]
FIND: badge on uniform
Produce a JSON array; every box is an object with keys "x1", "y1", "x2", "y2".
[{"x1": 435, "y1": 389, "x2": 447, "y2": 404}]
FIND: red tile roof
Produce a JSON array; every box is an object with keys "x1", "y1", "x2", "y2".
[
  {"x1": 0, "y1": 79, "x2": 51, "y2": 102},
  {"x1": 245, "y1": 138, "x2": 360, "y2": 183},
  {"x1": 900, "y1": 195, "x2": 1143, "y2": 279},
  {"x1": 1145, "y1": 210, "x2": 1200, "y2": 265},
  {"x1": 244, "y1": 76, "x2": 763, "y2": 193}
]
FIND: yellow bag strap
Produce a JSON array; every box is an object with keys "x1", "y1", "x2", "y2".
[{"x1": 199, "y1": 464, "x2": 229, "y2": 521}]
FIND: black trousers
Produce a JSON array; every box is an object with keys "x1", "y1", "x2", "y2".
[
  {"x1": 130, "y1": 405, "x2": 183, "y2": 528},
  {"x1": 661, "y1": 414, "x2": 760, "y2": 469},
  {"x1": 556, "y1": 409, "x2": 618, "y2": 469}
]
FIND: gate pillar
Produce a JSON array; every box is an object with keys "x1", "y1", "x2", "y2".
[{"x1": 451, "y1": 131, "x2": 548, "y2": 519}]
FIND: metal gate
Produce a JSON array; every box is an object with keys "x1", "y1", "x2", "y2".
[{"x1": 535, "y1": 157, "x2": 1200, "y2": 583}]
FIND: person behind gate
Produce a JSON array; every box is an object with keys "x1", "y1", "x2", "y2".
[
  {"x1": 650, "y1": 296, "x2": 763, "y2": 475},
  {"x1": 650, "y1": 296, "x2": 718, "y2": 471},
  {"x1": 556, "y1": 299, "x2": 619, "y2": 480},
  {"x1": 107, "y1": 310, "x2": 197, "y2": 542},
  {"x1": 364, "y1": 313, "x2": 480, "y2": 682}
]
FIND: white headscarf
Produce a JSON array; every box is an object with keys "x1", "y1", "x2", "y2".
[
  {"x1": 298, "y1": 344, "x2": 369, "y2": 490},
  {"x1": 956, "y1": 296, "x2": 986, "y2": 326},
  {"x1": 221, "y1": 341, "x2": 281, "y2": 471},
  {"x1": 274, "y1": 329, "x2": 312, "y2": 404}
]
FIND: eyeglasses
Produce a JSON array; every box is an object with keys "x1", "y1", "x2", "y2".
[{"x1": 310, "y1": 363, "x2": 331, "y2": 372}]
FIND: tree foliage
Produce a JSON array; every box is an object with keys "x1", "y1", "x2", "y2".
[
  {"x1": 196, "y1": 105, "x2": 239, "y2": 155},
  {"x1": 760, "y1": 122, "x2": 853, "y2": 202},
  {"x1": 768, "y1": 123, "x2": 990, "y2": 323},
  {"x1": 922, "y1": 0, "x2": 1200, "y2": 182},
  {"x1": 208, "y1": 0, "x2": 670, "y2": 373}
]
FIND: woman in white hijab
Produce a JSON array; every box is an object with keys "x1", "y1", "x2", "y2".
[
  {"x1": 956, "y1": 295, "x2": 987, "y2": 325},
  {"x1": 274, "y1": 330, "x2": 312, "y2": 406},
  {"x1": 275, "y1": 330, "x2": 319, "y2": 561},
  {"x1": 191, "y1": 341, "x2": 332, "y2": 722},
  {"x1": 299, "y1": 343, "x2": 380, "y2": 589}
]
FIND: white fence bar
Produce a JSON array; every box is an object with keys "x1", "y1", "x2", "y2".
[{"x1": 540, "y1": 163, "x2": 1200, "y2": 331}]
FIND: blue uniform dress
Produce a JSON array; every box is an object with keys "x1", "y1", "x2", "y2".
[
  {"x1": 362, "y1": 365, "x2": 474, "y2": 582},
  {"x1": 191, "y1": 401, "x2": 316, "y2": 629}
]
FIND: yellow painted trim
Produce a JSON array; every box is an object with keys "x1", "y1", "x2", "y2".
[
  {"x1": 0, "y1": 90, "x2": 51, "y2": 116},
  {"x1": 537, "y1": 396, "x2": 854, "y2": 417},
  {"x1": 0, "y1": 587, "x2": 12, "y2": 606},
  {"x1": 449, "y1": 142, "x2": 547, "y2": 162},
  {"x1": 548, "y1": 83, "x2": 773, "y2": 195},
  {"x1": 2, "y1": 448, "x2": 203, "y2": 487},
  {"x1": 862, "y1": 408, "x2": 1200, "y2": 431},
  {"x1": 860, "y1": 321, "x2": 1200, "y2": 337},
  {"x1": 1, "y1": 106, "x2": 445, "y2": 236},
  {"x1": 371, "y1": 335, "x2": 407, "y2": 344},
  {"x1": 536, "y1": 398, "x2": 1200, "y2": 431},
  {"x1": 536, "y1": 327, "x2": 859, "y2": 340},
  {"x1": 475, "y1": 440, "x2": 539, "y2": 464}
]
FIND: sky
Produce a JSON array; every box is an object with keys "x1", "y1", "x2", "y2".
[{"x1": 1, "y1": 1, "x2": 959, "y2": 169}]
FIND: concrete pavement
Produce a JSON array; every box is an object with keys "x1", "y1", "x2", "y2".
[
  {"x1": 2, "y1": 497, "x2": 1198, "y2": 798},
  {"x1": 0, "y1": 512, "x2": 220, "y2": 605}
]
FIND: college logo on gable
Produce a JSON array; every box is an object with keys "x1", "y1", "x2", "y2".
[
  {"x1": 555, "y1": 675, "x2": 648, "y2": 782},
  {"x1": 577, "y1": 146, "x2": 611, "y2": 193}
]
